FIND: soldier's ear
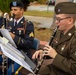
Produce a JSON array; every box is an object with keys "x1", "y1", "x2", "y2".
[
  {"x1": 20, "y1": 8, "x2": 24, "y2": 14},
  {"x1": 68, "y1": 17, "x2": 74, "y2": 24}
]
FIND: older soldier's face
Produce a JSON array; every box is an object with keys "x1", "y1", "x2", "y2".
[
  {"x1": 11, "y1": 7, "x2": 24, "y2": 20},
  {"x1": 55, "y1": 14, "x2": 73, "y2": 34}
]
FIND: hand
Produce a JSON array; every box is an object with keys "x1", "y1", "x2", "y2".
[
  {"x1": 0, "y1": 51, "x2": 3, "y2": 55},
  {"x1": 43, "y1": 45, "x2": 57, "y2": 59},
  {"x1": 32, "y1": 50, "x2": 43, "y2": 59},
  {"x1": 10, "y1": 32, "x2": 15, "y2": 39}
]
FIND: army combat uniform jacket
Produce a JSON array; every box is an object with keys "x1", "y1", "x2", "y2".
[
  {"x1": 39, "y1": 26, "x2": 76, "y2": 75},
  {"x1": 8, "y1": 17, "x2": 34, "y2": 58}
]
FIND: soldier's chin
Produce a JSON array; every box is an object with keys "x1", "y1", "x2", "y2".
[
  {"x1": 15, "y1": 17, "x2": 19, "y2": 20},
  {"x1": 58, "y1": 27, "x2": 62, "y2": 31},
  {"x1": 58, "y1": 27, "x2": 60, "y2": 30}
]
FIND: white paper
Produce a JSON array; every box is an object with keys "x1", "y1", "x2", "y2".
[
  {"x1": 0, "y1": 29, "x2": 17, "y2": 48},
  {"x1": 0, "y1": 37, "x2": 24, "y2": 59},
  {"x1": 0, "y1": 43, "x2": 34, "y2": 74}
]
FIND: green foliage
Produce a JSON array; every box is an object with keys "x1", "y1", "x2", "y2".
[
  {"x1": 0, "y1": 0, "x2": 13, "y2": 14},
  {"x1": 24, "y1": 10, "x2": 54, "y2": 18},
  {"x1": 37, "y1": 0, "x2": 47, "y2": 4},
  {"x1": 29, "y1": 0, "x2": 47, "y2": 4}
]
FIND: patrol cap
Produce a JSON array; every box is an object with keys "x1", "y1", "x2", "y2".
[
  {"x1": 55, "y1": 2, "x2": 76, "y2": 14},
  {"x1": 10, "y1": 0, "x2": 24, "y2": 9}
]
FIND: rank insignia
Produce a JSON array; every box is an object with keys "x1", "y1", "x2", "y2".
[
  {"x1": 53, "y1": 38, "x2": 58, "y2": 44},
  {"x1": 58, "y1": 9, "x2": 61, "y2": 12},
  {"x1": 12, "y1": 2, "x2": 17, "y2": 6},
  {"x1": 29, "y1": 32, "x2": 34, "y2": 37},
  {"x1": 61, "y1": 44, "x2": 66, "y2": 51}
]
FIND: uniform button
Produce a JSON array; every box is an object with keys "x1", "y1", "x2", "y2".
[
  {"x1": 21, "y1": 21, "x2": 23, "y2": 23},
  {"x1": 13, "y1": 32, "x2": 15, "y2": 34},
  {"x1": 61, "y1": 47, "x2": 64, "y2": 51},
  {"x1": 68, "y1": 33, "x2": 72, "y2": 36}
]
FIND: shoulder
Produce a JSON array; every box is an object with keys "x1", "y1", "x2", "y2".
[
  {"x1": 25, "y1": 20, "x2": 34, "y2": 28},
  {"x1": 24, "y1": 20, "x2": 34, "y2": 30},
  {"x1": 23, "y1": 17, "x2": 33, "y2": 25},
  {"x1": 74, "y1": 26, "x2": 76, "y2": 38},
  {"x1": 74, "y1": 29, "x2": 76, "y2": 38},
  {"x1": 71, "y1": 29, "x2": 76, "y2": 45},
  {"x1": 26, "y1": 20, "x2": 33, "y2": 25}
]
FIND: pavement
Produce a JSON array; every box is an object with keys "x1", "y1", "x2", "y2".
[
  {"x1": 25, "y1": 15, "x2": 54, "y2": 29},
  {"x1": 27, "y1": 5, "x2": 54, "y2": 11}
]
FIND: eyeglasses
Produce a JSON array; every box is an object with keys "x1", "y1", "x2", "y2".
[{"x1": 55, "y1": 17, "x2": 71, "y2": 23}]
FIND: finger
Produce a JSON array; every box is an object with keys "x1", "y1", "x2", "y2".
[
  {"x1": 43, "y1": 47, "x2": 49, "y2": 51},
  {"x1": 36, "y1": 52, "x2": 39, "y2": 59},
  {"x1": 32, "y1": 51, "x2": 38, "y2": 59},
  {"x1": 43, "y1": 51, "x2": 49, "y2": 56},
  {"x1": 45, "y1": 45, "x2": 50, "y2": 48},
  {"x1": 32, "y1": 53, "x2": 36, "y2": 59},
  {"x1": 43, "y1": 51, "x2": 48, "y2": 54},
  {"x1": 44, "y1": 45, "x2": 50, "y2": 49}
]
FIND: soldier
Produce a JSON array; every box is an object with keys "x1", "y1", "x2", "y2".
[
  {"x1": 7, "y1": 0, "x2": 34, "y2": 75},
  {"x1": 32, "y1": 2, "x2": 76, "y2": 75}
]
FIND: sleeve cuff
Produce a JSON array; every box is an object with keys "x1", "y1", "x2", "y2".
[{"x1": 52, "y1": 54, "x2": 65, "y2": 68}]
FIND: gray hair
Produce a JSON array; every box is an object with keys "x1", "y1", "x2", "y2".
[{"x1": 65, "y1": 14, "x2": 76, "y2": 23}]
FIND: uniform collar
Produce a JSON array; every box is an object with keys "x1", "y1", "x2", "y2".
[
  {"x1": 14, "y1": 16, "x2": 24, "y2": 24},
  {"x1": 57, "y1": 26, "x2": 75, "y2": 45}
]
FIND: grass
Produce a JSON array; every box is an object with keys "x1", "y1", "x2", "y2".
[
  {"x1": 24, "y1": 10, "x2": 54, "y2": 18},
  {"x1": 34, "y1": 27, "x2": 53, "y2": 41}
]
